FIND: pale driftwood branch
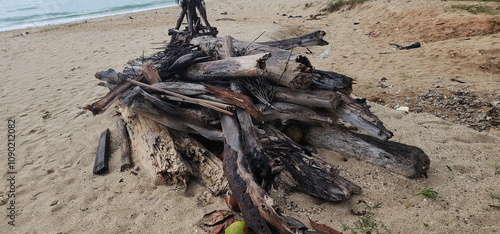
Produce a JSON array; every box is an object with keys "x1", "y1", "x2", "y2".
[
  {"x1": 93, "y1": 128, "x2": 110, "y2": 174},
  {"x1": 259, "y1": 30, "x2": 329, "y2": 50},
  {"x1": 305, "y1": 126, "x2": 430, "y2": 178},
  {"x1": 332, "y1": 93, "x2": 393, "y2": 140},
  {"x1": 117, "y1": 119, "x2": 133, "y2": 172},
  {"x1": 120, "y1": 87, "x2": 224, "y2": 141},
  {"x1": 128, "y1": 79, "x2": 234, "y2": 116},
  {"x1": 120, "y1": 105, "x2": 192, "y2": 186}
]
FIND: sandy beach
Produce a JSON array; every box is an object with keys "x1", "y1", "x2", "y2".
[{"x1": 1, "y1": 0, "x2": 499, "y2": 233}]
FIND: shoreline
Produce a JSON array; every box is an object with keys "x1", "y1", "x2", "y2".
[{"x1": 0, "y1": 3, "x2": 178, "y2": 34}]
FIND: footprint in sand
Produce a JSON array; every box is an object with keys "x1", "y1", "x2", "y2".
[{"x1": 42, "y1": 110, "x2": 51, "y2": 119}]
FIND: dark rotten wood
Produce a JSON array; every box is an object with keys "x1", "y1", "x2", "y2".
[
  {"x1": 93, "y1": 128, "x2": 110, "y2": 174},
  {"x1": 221, "y1": 115, "x2": 302, "y2": 234},
  {"x1": 261, "y1": 126, "x2": 361, "y2": 201}
]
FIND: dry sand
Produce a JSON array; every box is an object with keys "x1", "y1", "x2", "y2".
[{"x1": 0, "y1": 0, "x2": 499, "y2": 233}]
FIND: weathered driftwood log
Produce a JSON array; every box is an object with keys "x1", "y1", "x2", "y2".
[
  {"x1": 257, "y1": 102, "x2": 334, "y2": 126},
  {"x1": 117, "y1": 119, "x2": 133, "y2": 172},
  {"x1": 93, "y1": 128, "x2": 110, "y2": 174},
  {"x1": 261, "y1": 126, "x2": 361, "y2": 201},
  {"x1": 304, "y1": 127, "x2": 430, "y2": 178},
  {"x1": 221, "y1": 114, "x2": 304, "y2": 234},
  {"x1": 120, "y1": 87, "x2": 224, "y2": 141},
  {"x1": 169, "y1": 130, "x2": 228, "y2": 195},
  {"x1": 332, "y1": 93, "x2": 393, "y2": 140},
  {"x1": 259, "y1": 30, "x2": 329, "y2": 50},
  {"x1": 119, "y1": 104, "x2": 192, "y2": 186},
  {"x1": 183, "y1": 53, "x2": 270, "y2": 79},
  {"x1": 192, "y1": 36, "x2": 313, "y2": 89}
]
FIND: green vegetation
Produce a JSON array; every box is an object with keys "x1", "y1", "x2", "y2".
[
  {"x1": 489, "y1": 192, "x2": 500, "y2": 200},
  {"x1": 495, "y1": 163, "x2": 500, "y2": 175},
  {"x1": 305, "y1": 2, "x2": 313, "y2": 8},
  {"x1": 322, "y1": 0, "x2": 369, "y2": 13},
  {"x1": 416, "y1": 188, "x2": 439, "y2": 200},
  {"x1": 363, "y1": 84, "x2": 374, "y2": 89},
  {"x1": 423, "y1": 223, "x2": 429, "y2": 227},
  {"x1": 399, "y1": 72, "x2": 412, "y2": 80},
  {"x1": 342, "y1": 202, "x2": 388, "y2": 233},
  {"x1": 451, "y1": 4, "x2": 499, "y2": 15}
]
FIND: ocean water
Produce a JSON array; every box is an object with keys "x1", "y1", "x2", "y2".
[{"x1": 0, "y1": 0, "x2": 177, "y2": 32}]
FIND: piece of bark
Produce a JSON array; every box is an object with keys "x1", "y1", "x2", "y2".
[
  {"x1": 93, "y1": 129, "x2": 110, "y2": 174},
  {"x1": 119, "y1": 105, "x2": 192, "y2": 185},
  {"x1": 221, "y1": 114, "x2": 301, "y2": 234},
  {"x1": 183, "y1": 53, "x2": 270, "y2": 79},
  {"x1": 259, "y1": 30, "x2": 329, "y2": 50},
  {"x1": 304, "y1": 126, "x2": 430, "y2": 178},
  {"x1": 117, "y1": 119, "x2": 132, "y2": 172},
  {"x1": 273, "y1": 87, "x2": 341, "y2": 109},
  {"x1": 120, "y1": 87, "x2": 224, "y2": 141},
  {"x1": 262, "y1": 126, "x2": 361, "y2": 201},
  {"x1": 332, "y1": 93, "x2": 393, "y2": 140},
  {"x1": 170, "y1": 130, "x2": 228, "y2": 195},
  {"x1": 141, "y1": 61, "x2": 162, "y2": 84}
]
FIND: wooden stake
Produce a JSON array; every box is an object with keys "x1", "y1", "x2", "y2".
[{"x1": 117, "y1": 119, "x2": 132, "y2": 172}]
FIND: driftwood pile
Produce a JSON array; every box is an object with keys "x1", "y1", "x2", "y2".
[{"x1": 86, "y1": 2, "x2": 429, "y2": 233}]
